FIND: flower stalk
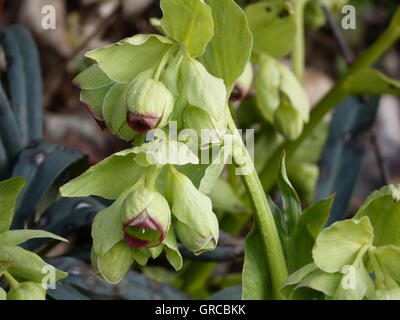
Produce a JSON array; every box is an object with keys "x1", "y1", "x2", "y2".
[{"x1": 226, "y1": 109, "x2": 288, "y2": 300}]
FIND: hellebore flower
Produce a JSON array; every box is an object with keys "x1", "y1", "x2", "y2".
[
  {"x1": 91, "y1": 241, "x2": 134, "y2": 284},
  {"x1": 273, "y1": 95, "x2": 304, "y2": 140},
  {"x1": 122, "y1": 189, "x2": 171, "y2": 248},
  {"x1": 254, "y1": 54, "x2": 310, "y2": 140},
  {"x1": 126, "y1": 78, "x2": 174, "y2": 133},
  {"x1": 183, "y1": 106, "x2": 227, "y2": 148},
  {"x1": 166, "y1": 166, "x2": 219, "y2": 254}
]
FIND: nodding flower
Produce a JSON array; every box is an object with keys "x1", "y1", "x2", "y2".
[
  {"x1": 122, "y1": 189, "x2": 171, "y2": 248},
  {"x1": 126, "y1": 78, "x2": 174, "y2": 133}
]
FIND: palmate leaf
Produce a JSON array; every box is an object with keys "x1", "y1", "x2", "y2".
[
  {"x1": 281, "y1": 261, "x2": 374, "y2": 300},
  {"x1": 312, "y1": 217, "x2": 374, "y2": 273}
]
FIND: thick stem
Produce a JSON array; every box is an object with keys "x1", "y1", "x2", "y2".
[
  {"x1": 260, "y1": 8, "x2": 400, "y2": 191},
  {"x1": 292, "y1": 0, "x2": 308, "y2": 81},
  {"x1": 227, "y1": 110, "x2": 288, "y2": 299}
]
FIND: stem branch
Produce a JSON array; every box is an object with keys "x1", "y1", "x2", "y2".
[
  {"x1": 227, "y1": 110, "x2": 288, "y2": 299},
  {"x1": 292, "y1": 0, "x2": 308, "y2": 81}
]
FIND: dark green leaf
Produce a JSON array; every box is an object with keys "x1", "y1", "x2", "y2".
[
  {"x1": 315, "y1": 95, "x2": 379, "y2": 225},
  {"x1": 287, "y1": 195, "x2": 334, "y2": 273},
  {"x1": 0, "y1": 27, "x2": 28, "y2": 146},
  {"x1": 7, "y1": 26, "x2": 43, "y2": 141},
  {"x1": 11, "y1": 141, "x2": 87, "y2": 229}
]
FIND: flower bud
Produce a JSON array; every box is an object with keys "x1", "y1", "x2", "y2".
[
  {"x1": 126, "y1": 78, "x2": 174, "y2": 133},
  {"x1": 183, "y1": 106, "x2": 226, "y2": 148},
  {"x1": 273, "y1": 96, "x2": 304, "y2": 140},
  {"x1": 92, "y1": 241, "x2": 134, "y2": 284},
  {"x1": 166, "y1": 167, "x2": 219, "y2": 255},
  {"x1": 122, "y1": 189, "x2": 171, "y2": 248},
  {"x1": 7, "y1": 282, "x2": 46, "y2": 300}
]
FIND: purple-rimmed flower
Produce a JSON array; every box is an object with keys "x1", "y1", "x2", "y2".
[
  {"x1": 126, "y1": 111, "x2": 162, "y2": 133},
  {"x1": 122, "y1": 189, "x2": 171, "y2": 248},
  {"x1": 229, "y1": 62, "x2": 253, "y2": 103},
  {"x1": 126, "y1": 78, "x2": 174, "y2": 133}
]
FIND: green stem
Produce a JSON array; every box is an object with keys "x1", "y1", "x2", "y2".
[
  {"x1": 227, "y1": 110, "x2": 288, "y2": 300},
  {"x1": 4, "y1": 271, "x2": 19, "y2": 289},
  {"x1": 153, "y1": 47, "x2": 174, "y2": 81},
  {"x1": 368, "y1": 249, "x2": 386, "y2": 290},
  {"x1": 260, "y1": 8, "x2": 400, "y2": 191},
  {"x1": 292, "y1": 0, "x2": 308, "y2": 81}
]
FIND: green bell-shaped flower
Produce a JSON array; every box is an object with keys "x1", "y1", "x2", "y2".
[
  {"x1": 7, "y1": 282, "x2": 46, "y2": 300},
  {"x1": 254, "y1": 55, "x2": 310, "y2": 140},
  {"x1": 92, "y1": 241, "x2": 134, "y2": 284},
  {"x1": 166, "y1": 166, "x2": 219, "y2": 255},
  {"x1": 126, "y1": 78, "x2": 174, "y2": 133},
  {"x1": 122, "y1": 189, "x2": 171, "y2": 248},
  {"x1": 273, "y1": 95, "x2": 304, "y2": 141},
  {"x1": 183, "y1": 106, "x2": 227, "y2": 148}
]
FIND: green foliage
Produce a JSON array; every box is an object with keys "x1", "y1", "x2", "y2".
[
  {"x1": 160, "y1": 0, "x2": 214, "y2": 57},
  {"x1": 281, "y1": 182, "x2": 400, "y2": 300},
  {"x1": 253, "y1": 54, "x2": 310, "y2": 140},
  {"x1": 0, "y1": 178, "x2": 67, "y2": 299},
  {"x1": 199, "y1": 0, "x2": 253, "y2": 90},
  {"x1": 245, "y1": 1, "x2": 296, "y2": 59}
]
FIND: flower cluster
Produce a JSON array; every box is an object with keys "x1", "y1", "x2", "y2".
[{"x1": 64, "y1": 0, "x2": 249, "y2": 284}]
